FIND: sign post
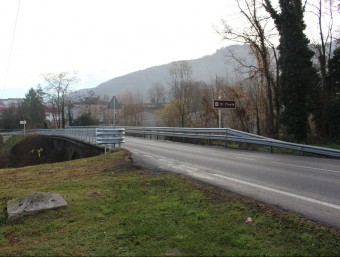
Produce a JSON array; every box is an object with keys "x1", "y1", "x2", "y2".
[
  {"x1": 213, "y1": 100, "x2": 236, "y2": 128},
  {"x1": 20, "y1": 120, "x2": 27, "y2": 135},
  {"x1": 219, "y1": 108, "x2": 221, "y2": 128},
  {"x1": 108, "y1": 96, "x2": 121, "y2": 127}
]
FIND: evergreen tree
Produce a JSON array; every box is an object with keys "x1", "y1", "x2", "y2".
[
  {"x1": 264, "y1": 0, "x2": 319, "y2": 141},
  {"x1": 20, "y1": 88, "x2": 46, "y2": 128},
  {"x1": 325, "y1": 47, "x2": 340, "y2": 140},
  {"x1": 73, "y1": 112, "x2": 99, "y2": 126},
  {"x1": 0, "y1": 105, "x2": 20, "y2": 129}
]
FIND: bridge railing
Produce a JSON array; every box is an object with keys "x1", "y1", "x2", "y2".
[
  {"x1": 34, "y1": 127, "x2": 125, "y2": 150},
  {"x1": 123, "y1": 126, "x2": 340, "y2": 158},
  {"x1": 4, "y1": 126, "x2": 340, "y2": 158},
  {"x1": 34, "y1": 127, "x2": 97, "y2": 144}
]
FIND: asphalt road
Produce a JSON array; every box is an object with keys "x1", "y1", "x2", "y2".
[{"x1": 123, "y1": 136, "x2": 340, "y2": 229}]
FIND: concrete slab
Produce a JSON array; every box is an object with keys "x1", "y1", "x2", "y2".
[{"x1": 7, "y1": 192, "x2": 67, "y2": 221}]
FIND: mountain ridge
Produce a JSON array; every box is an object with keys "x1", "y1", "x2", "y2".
[{"x1": 75, "y1": 44, "x2": 253, "y2": 99}]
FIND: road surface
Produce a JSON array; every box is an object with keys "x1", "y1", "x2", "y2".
[{"x1": 123, "y1": 136, "x2": 340, "y2": 229}]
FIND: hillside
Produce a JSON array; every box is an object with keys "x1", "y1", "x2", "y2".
[{"x1": 74, "y1": 44, "x2": 254, "y2": 100}]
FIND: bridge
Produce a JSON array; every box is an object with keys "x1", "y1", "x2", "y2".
[
  {"x1": 48, "y1": 135, "x2": 103, "y2": 160},
  {"x1": 4, "y1": 126, "x2": 336, "y2": 158},
  {"x1": 0, "y1": 127, "x2": 125, "y2": 161},
  {"x1": 2, "y1": 126, "x2": 340, "y2": 228}
]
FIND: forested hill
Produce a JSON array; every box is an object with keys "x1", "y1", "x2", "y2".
[{"x1": 76, "y1": 44, "x2": 253, "y2": 99}]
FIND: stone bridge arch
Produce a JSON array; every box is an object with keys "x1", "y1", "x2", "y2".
[{"x1": 50, "y1": 136, "x2": 104, "y2": 161}]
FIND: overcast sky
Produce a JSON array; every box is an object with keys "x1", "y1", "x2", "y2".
[{"x1": 0, "y1": 0, "x2": 338, "y2": 99}]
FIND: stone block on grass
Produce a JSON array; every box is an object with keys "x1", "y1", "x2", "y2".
[{"x1": 7, "y1": 192, "x2": 67, "y2": 221}]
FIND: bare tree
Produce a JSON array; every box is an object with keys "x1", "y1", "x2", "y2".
[
  {"x1": 309, "y1": 0, "x2": 338, "y2": 136},
  {"x1": 156, "y1": 103, "x2": 180, "y2": 127},
  {"x1": 148, "y1": 82, "x2": 166, "y2": 107},
  {"x1": 168, "y1": 61, "x2": 194, "y2": 127},
  {"x1": 212, "y1": 75, "x2": 258, "y2": 132},
  {"x1": 219, "y1": 0, "x2": 279, "y2": 137},
  {"x1": 42, "y1": 72, "x2": 79, "y2": 128},
  {"x1": 118, "y1": 90, "x2": 144, "y2": 126},
  {"x1": 187, "y1": 81, "x2": 215, "y2": 128}
]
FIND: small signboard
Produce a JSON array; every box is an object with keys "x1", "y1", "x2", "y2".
[
  {"x1": 108, "y1": 96, "x2": 121, "y2": 109},
  {"x1": 20, "y1": 120, "x2": 27, "y2": 134},
  {"x1": 213, "y1": 100, "x2": 236, "y2": 109}
]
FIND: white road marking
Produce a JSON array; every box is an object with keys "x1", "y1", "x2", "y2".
[
  {"x1": 236, "y1": 157, "x2": 256, "y2": 161},
  {"x1": 131, "y1": 148, "x2": 340, "y2": 210},
  {"x1": 212, "y1": 173, "x2": 340, "y2": 210},
  {"x1": 271, "y1": 162, "x2": 340, "y2": 174}
]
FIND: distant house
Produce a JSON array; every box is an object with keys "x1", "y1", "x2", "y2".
[
  {"x1": 0, "y1": 98, "x2": 24, "y2": 117},
  {"x1": 69, "y1": 97, "x2": 117, "y2": 126},
  {"x1": 0, "y1": 98, "x2": 24, "y2": 108},
  {"x1": 0, "y1": 97, "x2": 123, "y2": 127},
  {"x1": 43, "y1": 105, "x2": 59, "y2": 128},
  {"x1": 0, "y1": 106, "x2": 7, "y2": 114}
]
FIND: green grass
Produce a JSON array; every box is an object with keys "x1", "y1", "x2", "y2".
[
  {"x1": 0, "y1": 134, "x2": 27, "y2": 149},
  {"x1": 313, "y1": 143, "x2": 340, "y2": 150},
  {"x1": 0, "y1": 150, "x2": 339, "y2": 256}
]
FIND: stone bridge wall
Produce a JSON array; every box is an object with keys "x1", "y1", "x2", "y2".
[{"x1": 51, "y1": 136, "x2": 104, "y2": 160}]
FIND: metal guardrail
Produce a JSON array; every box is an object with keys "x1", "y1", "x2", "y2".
[
  {"x1": 96, "y1": 128, "x2": 125, "y2": 153},
  {"x1": 2, "y1": 126, "x2": 339, "y2": 158},
  {"x1": 123, "y1": 126, "x2": 340, "y2": 158},
  {"x1": 123, "y1": 127, "x2": 267, "y2": 139},
  {"x1": 34, "y1": 127, "x2": 125, "y2": 151},
  {"x1": 34, "y1": 127, "x2": 97, "y2": 145}
]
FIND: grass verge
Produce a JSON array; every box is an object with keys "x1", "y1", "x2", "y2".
[{"x1": 0, "y1": 150, "x2": 339, "y2": 256}]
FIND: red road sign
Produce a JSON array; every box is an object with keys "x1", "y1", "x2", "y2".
[{"x1": 213, "y1": 100, "x2": 236, "y2": 109}]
